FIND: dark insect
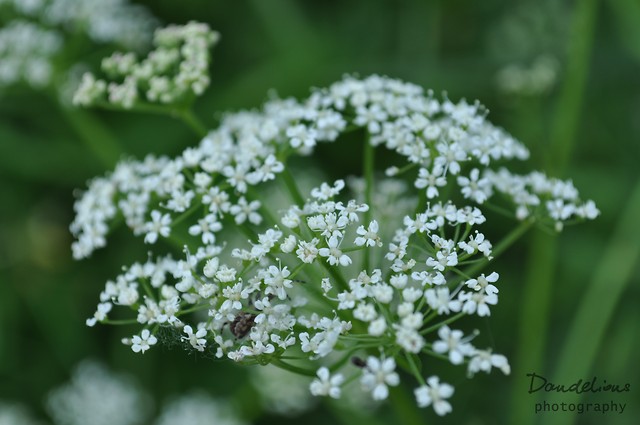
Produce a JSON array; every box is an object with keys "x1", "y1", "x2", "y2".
[
  {"x1": 230, "y1": 312, "x2": 257, "y2": 339},
  {"x1": 351, "y1": 356, "x2": 367, "y2": 368}
]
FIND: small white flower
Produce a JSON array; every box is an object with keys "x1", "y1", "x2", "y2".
[
  {"x1": 321, "y1": 278, "x2": 332, "y2": 293},
  {"x1": 425, "y1": 287, "x2": 461, "y2": 315},
  {"x1": 361, "y1": 356, "x2": 400, "y2": 400},
  {"x1": 310, "y1": 367, "x2": 344, "y2": 399},
  {"x1": 355, "y1": 220, "x2": 382, "y2": 247},
  {"x1": 182, "y1": 325, "x2": 207, "y2": 352},
  {"x1": 280, "y1": 235, "x2": 297, "y2": 253},
  {"x1": 465, "y1": 272, "x2": 499, "y2": 295},
  {"x1": 319, "y1": 235, "x2": 352, "y2": 266},
  {"x1": 144, "y1": 210, "x2": 171, "y2": 243},
  {"x1": 310, "y1": 180, "x2": 345, "y2": 200},
  {"x1": 415, "y1": 167, "x2": 446, "y2": 199},
  {"x1": 230, "y1": 197, "x2": 262, "y2": 225},
  {"x1": 296, "y1": 238, "x2": 319, "y2": 263},
  {"x1": 426, "y1": 250, "x2": 458, "y2": 272},
  {"x1": 457, "y1": 168, "x2": 492, "y2": 203},
  {"x1": 468, "y1": 349, "x2": 511, "y2": 376},
  {"x1": 459, "y1": 290, "x2": 497, "y2": 316},
  {"x1": 432, "y1": 326, "x2": 473, "y2": 365},
  {"x1": 414, "y1": 376, "x2": 454, "y2": 416},
  {"x1": 86, "y1": 302, "x2": 112, "y2": 327},
  {"x1": 131, "y1": 329, "x2": 157, "y2": 353},
  {"x1": 287, "y1": 124, "x2": 317, "y2": 150},
  {"x1": 368, "y1": 317, "x2": 387, "y2": 336}
]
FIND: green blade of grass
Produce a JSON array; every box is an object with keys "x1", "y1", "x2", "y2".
[
  {"x1": 543, "y1": 179, "x2": 640, "y2": 425},
  {"x1": 509, "y1": 0, "x2": 600, "y2": 423}
]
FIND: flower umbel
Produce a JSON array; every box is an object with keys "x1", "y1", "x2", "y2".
[{"x1": 72, "y1": 65, "x2": 598, "y2": 416}]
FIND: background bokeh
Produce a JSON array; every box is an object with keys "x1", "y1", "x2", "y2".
[{"x1": 1, "y1": 0, "x2": 639, "y2": 424}]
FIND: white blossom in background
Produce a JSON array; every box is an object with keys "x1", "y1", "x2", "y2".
[
  {"x1": 496, "y1": 55, "x2": 560, "y2": 96},
  {"x1": 33, "y1": 361, "x2": 246, "y2": 425},
  {"x1": 310, "y1": 367, "x2": 344, "y2": 399},
  {"x1": 414, "y1": 376, "x2": 454, "y2": 416},
  {"x1": 0, "y1": 402, "x2": 46, "y2": 425},
  {"x1": 73, "y1": 22, "x2": 219, "y2": 108},
  {"x1": 0, "y1": 0, "x2": 156, "y2": 92},
  {"x1": 71, "y1": 54, "x2": 599, "y2": 415},
  {"x1": 251, "y1": 365, "x2": 316, "y2": 416},
  {"x1": 486, "y1": 0, "x2": 569, "y2": 97},
  {"x1": 0, "y1": 0, "x2": 156, "y2": 49},
  {"x1": 46, "y1": 361, "x2": 151, "y2": 425},
  {"x1": 0, "y1": 21, "x2": 62, "y2": 89},
  {"x1": 155, "y1": 392, "x2": 247, "y2": 425}
]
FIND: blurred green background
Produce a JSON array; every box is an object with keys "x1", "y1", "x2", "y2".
[{"x1": 1, "y1": 0, "x2": 639, "y2": 424}]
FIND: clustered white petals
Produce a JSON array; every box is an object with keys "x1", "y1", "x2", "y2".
[
  {"x1": 130, "y1": 329, "x2": 157, "y2": 353},
  {"x1": 0, "y1": 0, "x2": 156, "y2": 90},
  {"x1": 73, "y1": 73, "x2": 597, "y2": 415},
  {"x1": 310, "y1": 367, "x2": 344, "y2": 399},
  {"x1": 73, "y1": 21, "x2": 218, "y2": 108},
  {"x1": 414, "y1": 376, "x2": 455, "y2": 416}
]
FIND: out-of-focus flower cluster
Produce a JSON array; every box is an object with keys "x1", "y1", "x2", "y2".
[
  {"x1": 0, "y1": 361, "x2": 247, "y2": 425},
  {"x1": 0, "y1": 0, "x2": 156, "y2": 91},
  {"x1": 496, "y1": 55, "x2": 559, "y2": 97},
  {"x1": 46, "y1": 362, "x2": 150, "y2": 425},
  {"x1": 486, "y1": 0, "x2": 569, "y2": 97},
  {"x1": 72, "y1": 68, "x2": 598, "y2": 415},
  {"x1": 0, "y1": 21, "x2": 62, "y2": 88},
  {"x1": 73, "y1": 22, "x2": 219, "y2": 109}
]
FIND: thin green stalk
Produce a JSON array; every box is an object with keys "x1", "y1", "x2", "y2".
[
  {"x1": 544, "y1": 179, "x2": 640, "y2": 425},
  {"x1": 102, "y1": 319, "x2": 139, "y2": 325},
  {"x1": 95, "y1": 101, "x2": 208, "y2": 138},
  {"x1": 405, "y1": 353, "x2": 426, "y2": 385},
  {"x1": 59, "y1": 105, "x2": 122, "y2": 168},
  {"x1": 388, "y1": 383, "x2": 426, "y2": 425},
  {"x1": 179, "y1": 109, "x2": 208, "y2": 138},
  {"x1": 280, "y1": 167, "x2": 306, "y2": 206},
  {"x1": 420, "y1": 312, "x2": 465, "y2": 335},
  {"x1": 326, "y1": 400, "x2": 388, "y2": 425},
  {"x1": 510, "y1": 1, "x2": 599, "y2": 423},
  {"x1": 363, "y1": 135, "x2": 375, "y2": 272},
  {"x1": 459, "y1": 218, "x2": 534, "y2": 281},
  {"x1": 270, "y1": 358, "x2": 317, "y2": 377}
]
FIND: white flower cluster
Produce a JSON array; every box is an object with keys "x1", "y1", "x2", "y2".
[
  {"x1": 42, "y1": 361, "x2": 246, "y2": 425},
  {"x1": 73, "y1": 22, "x2": 219, "y2": 108},
  {"x1": 0, "y1": 20, "x2": 62, "y2": 89},
  {"x1": 0, "y1": 0, "x2": 156, "y2": 91},
  {"x1": 73, "y1": 74, "x2": 598, "y2": 415},
  {"x1": 0, "y1": 402, "x2": 45, "y2": 425},
  {"x1": 496, "y1": 55, "x2": 560, "y2": 96},
  {"x1": 0, "y1": 0, "x2": 156, "y2": 49},
  {"x1": 251, "y1": 365, "x2": 316, "y2": 416},
  {"x1": 46, "y1": 361, "x2": 150, "y2": 425},
  {"x1": 155, "y1": 392, "x2": 246, "y2": 425}
]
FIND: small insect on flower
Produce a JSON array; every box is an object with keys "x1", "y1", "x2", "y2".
[
  {"x1": 351, "y1": 356, "x2": 367, "y2": 368},
  {"x1": 230, "y1": 312, "x2": 257, "y2": 338}
]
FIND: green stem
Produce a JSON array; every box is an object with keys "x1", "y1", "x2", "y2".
[
  {"x1": 405, "y1": 353, "x2": 426, "y2": 385},
  {"x1": 280, "y1": 167, "x2": 306, "y2": 206},
  {"x1": 58, "y1": 104, "x2": 122, "y2": 168},
  {"x1": 270, "y1": 358, "x2": 317, "y2": 377},
  {"x1": 544, "y1": 178, "x2": 640, "y2": 425},
  {"x1": 459, "y1": 218, "x2": 534, "y2": 280},
  {"x1": 420, "y1": 312, "x2": 465, "y2": 335},
  {"x1": 102, "y1": 319, "x2": 139, "y2": 325},
  {"x1": 179, "y1": 109, "x2": 208, "y2": 138},
  {"x1": 388, "y1": 383, "x2": 425, "y2": 425},
  {"x1": 363, "y1": 135, "x2": 375, "y2": 272},
  {"x1": 510, "y1": 1, "x2": 599, "y2": 422},
  {"x1": 94, "y1": 101, "x2": 208, "y2": 138},
  {"x1": 171, "y1": 202, "x2": 202, "y2": 227}
]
